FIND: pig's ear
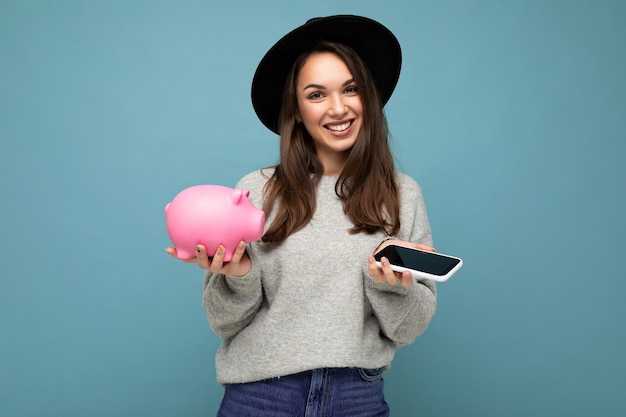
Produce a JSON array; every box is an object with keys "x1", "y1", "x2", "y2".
[
  {"x1": 164, "y1": 203, "x2": 171, "y2": 214},
  {"x1": 229, "y1": 189, "x2": 251, "y2": 204}
]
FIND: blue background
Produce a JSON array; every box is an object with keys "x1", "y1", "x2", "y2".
[{"x1": 1, "y1": 1, "x2": 625, "y2": 416}]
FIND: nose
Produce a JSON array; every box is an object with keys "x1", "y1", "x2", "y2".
[{"x1": 328, "y1": 94, "x2": 348, "y2": 117}]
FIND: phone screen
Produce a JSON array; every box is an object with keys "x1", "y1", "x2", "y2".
[{"x1": 375, "y1": 245, "x2": 461, "y2": 276}]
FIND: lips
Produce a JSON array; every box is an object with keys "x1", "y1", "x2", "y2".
[{"x1": 325, "y1": 120, "x2": 353, "y2": 132}]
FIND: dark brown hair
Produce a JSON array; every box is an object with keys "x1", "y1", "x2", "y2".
[{"x1": 261, "y1": 41, "x2": 401, "y2": 243}]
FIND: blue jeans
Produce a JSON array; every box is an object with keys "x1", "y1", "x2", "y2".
[{"x1": 217, "y1": 367, "x2": 390, "y2": 417}]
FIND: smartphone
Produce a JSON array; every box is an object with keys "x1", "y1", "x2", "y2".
[{"x1": 374, "y1": 244, "x2": 463, "y2": 282}]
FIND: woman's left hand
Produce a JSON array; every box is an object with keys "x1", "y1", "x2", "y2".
[{"x1": 367, "y1": 240, "x2": 435, "y2": 288}]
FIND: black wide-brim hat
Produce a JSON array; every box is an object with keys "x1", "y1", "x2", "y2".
[{"x1": 251, "y1": 15, "x2": 402, "y2": 134}]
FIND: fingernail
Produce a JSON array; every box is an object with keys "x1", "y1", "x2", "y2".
[
  {"x1": 196, "y1": 246, "x2": 201, "y2": 253},
  {"x1": 217, "y1": 245, "x2": 225, "y2": 255}
]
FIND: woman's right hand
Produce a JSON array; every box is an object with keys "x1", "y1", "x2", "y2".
[{"x1": 165, "y1": 240, "x2": 252, "y2": 277}]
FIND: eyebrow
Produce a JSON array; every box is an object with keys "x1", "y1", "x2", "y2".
[{"x1": 303, "y1": 79, "x2": 355, "y2": 91}]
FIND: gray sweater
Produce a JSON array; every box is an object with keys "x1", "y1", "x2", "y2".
[{"x1": 203, "y1": 169, "x2": 437, "y2": 384}]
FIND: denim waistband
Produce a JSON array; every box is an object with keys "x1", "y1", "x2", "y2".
[{"x1": 217, "y1": 367, "x2": 389, "y2": 417}]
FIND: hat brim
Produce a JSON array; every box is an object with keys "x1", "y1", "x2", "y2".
[{"x1": 251, "y1": 15, "x2": 402, "y2": 134}]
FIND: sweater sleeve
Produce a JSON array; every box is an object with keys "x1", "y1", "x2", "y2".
[
  {"x1": 201, "y1": 171, "x2": 267, "y2": 340},
  {"x1": 364, "y1": 275, "x2": 436, "y2": 347},
  {"x1": 202, "y1": 247, "x2": 264, "y2": 340},
  {"x1": 363, "y1": 173, "x2": 437, "y2": 347}
]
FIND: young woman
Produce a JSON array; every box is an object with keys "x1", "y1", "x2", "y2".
[{"x1": 167, "y1": 15, "x2": 437, "y2": 416}]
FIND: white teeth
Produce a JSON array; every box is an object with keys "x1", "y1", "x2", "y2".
[{"x1": 326, "y1": 121, "x2": 351, "y2": 132}]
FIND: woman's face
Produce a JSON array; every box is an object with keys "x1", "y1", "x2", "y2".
[{"x1": 295, "y1": 52, "x2": 363, "y2": 175}]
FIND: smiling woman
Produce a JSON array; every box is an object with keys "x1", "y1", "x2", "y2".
[
  {"x1": 166, "y1": 14, "x2": 437, "y2": 417},
  {"x1": 296, "y1": 51, "x2": 363, "y2": 175}
]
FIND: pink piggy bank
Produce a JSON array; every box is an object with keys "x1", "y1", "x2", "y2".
[{"x1": 165, "y1": 185, "x2": 265, "y2": 261}]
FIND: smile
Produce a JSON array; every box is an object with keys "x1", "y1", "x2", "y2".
[{"x1": 325, "y1": 120, "x2": 352, "y2": 132}]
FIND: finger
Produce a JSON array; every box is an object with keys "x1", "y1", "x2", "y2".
[
  {"x1": 166, "y1": 247, "x2": 197, "y2": 264},
  {"x1": 413, "y1": 243, "x2": 436, "y2": 252},
  {"x1": 367, "y1": 255, "x2": 386, "y2": 283},
  {"x1": 400, "y1": 271, "x2": 413, "y2": 288},
  {"x1": 229, "y1": 241, "x2": 247, "y2": 264},
  {"x1": 196, "y1": 245, "x2": 211, "y2": 270},
  {"x1": 208, "y1": 245, "x2": 225, "y2": 272},
  {"x1": 380, "y1": 257, "x2": 398, "y2": 286}
]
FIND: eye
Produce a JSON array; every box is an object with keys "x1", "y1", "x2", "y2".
[
  {"x1": 344, "y1": 85, "x2": 358, "y2": 95},
  {"x1": 308, "y1": 91, "x2": 325, "y2": 100}
]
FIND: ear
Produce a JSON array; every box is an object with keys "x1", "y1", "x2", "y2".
[{"x1": 294, "y1": 109, "x2": 302, "y2": 123}]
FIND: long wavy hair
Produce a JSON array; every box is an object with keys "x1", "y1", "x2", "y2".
[{"x1": 261, "y1": 41, "x2": 401, "y2": 243}]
